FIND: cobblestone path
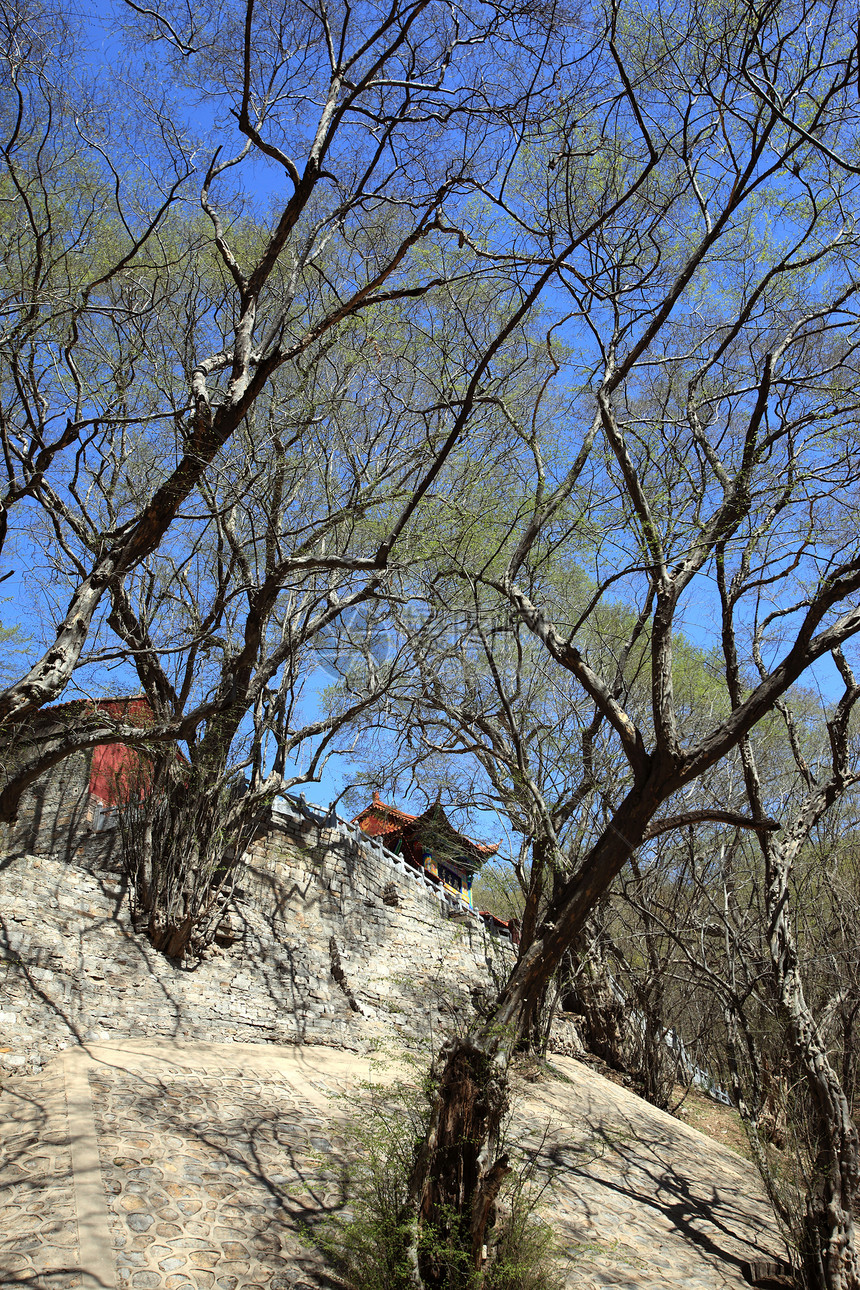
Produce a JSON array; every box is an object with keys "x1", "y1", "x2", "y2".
[
  {"x1": 0, "y1": 1040, "x2": 788, "y2": 1289},
  {"x1": 510, "y1": 1058, "x2": 783, "y2": 1289}
]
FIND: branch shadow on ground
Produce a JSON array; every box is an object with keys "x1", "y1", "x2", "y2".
[
  {"x1": 0, "y1": 1069, "x2": 86, "y2": 1289},
  {"x1": 530, "y1": 1100, "x2": 786, "y2": 1280},
  {"x1": 86, "y1": 1057, "x2": 356, "y2": 1289}
]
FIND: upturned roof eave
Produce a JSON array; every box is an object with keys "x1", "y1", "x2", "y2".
[{"x1": 353, "y1": 795, "x2": 499, "y2": 870}]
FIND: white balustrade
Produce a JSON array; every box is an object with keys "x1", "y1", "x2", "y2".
[{"x1": 272, "y1": 793, "x2": 495, "y2": 930}]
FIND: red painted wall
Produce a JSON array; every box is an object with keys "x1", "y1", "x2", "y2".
[{"x1": 85, "y1": 698, "x2": 155, "y2": 806}]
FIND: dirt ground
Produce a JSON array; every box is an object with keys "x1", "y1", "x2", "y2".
[{"x1": 673, "y1": 1087, "x2": 752, "y2": 1161}]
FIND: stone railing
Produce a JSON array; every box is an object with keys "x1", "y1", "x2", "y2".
[{"x1": 271, "y1": 794, "x2": 514, "y2": 941}]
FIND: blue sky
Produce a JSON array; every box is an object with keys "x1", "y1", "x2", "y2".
[{"x1": 6, "y1": 0, "x2": 859, "y2": 864}]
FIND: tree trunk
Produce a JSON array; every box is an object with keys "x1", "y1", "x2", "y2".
[
  {"x1": 413, "y1": 1039, "x2": 511, "y2": 1288},
  {"x1": 786, "y1": 1001, "x2": 860, "y2": 1290},
  {"x1": 564, "y1": 919, "x2": 631, "y2": 1071},
  {"x1": 412, "y1": 778, "x2": 669, "y2": 1285},
  {"x1": 768, "y1": 854, "x2": 860, "y2": 1290}
]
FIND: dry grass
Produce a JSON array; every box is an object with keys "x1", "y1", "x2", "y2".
[
  {"x1": 560, "y1": 1052, "x2": 753, "y2": 1163},
  {"x1": 672, "y1": 1087, "x2": 752, "y2": 1161}
]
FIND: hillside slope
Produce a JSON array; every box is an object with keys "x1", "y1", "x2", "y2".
[{"x1": 0, "y1": 1038, "x2": 785, "y2": 1289}]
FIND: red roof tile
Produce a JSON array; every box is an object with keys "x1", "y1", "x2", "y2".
[
  {"x1": 38, "y1": 695, "x2": 154, "y2": 724},
  {"x1": 353, "y1": 794, "x2": 499, "y2": 861}
]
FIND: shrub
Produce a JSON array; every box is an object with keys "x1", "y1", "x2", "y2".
[
  {"x1": 316, "y1": 1057, "x2": 565, "y2": 1290},
  {"x1": 317, "y1": 1065, "x2": 430, "y2": 1290}
]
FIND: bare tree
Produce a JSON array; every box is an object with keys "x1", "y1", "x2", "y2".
[
  {"x1": 341, "y1": 563, "x2": 734, "y2": 1097},
  {"x1": 21, "y1": 283, "x2": 544, "y2": 952},
  {"x1": 362, "y1": 0, "x2": 860, "y2": 1282},
  {"x1": 729, "y1": 659, "x2": 860, "y2": 1287},
  {"x1": 6, "y1": 0, "x2": 860, "y2": 1283},
  {"x1": 618, "y1": 669, "x2": 860, "y2": 1288},
  {"x1": 0, "y1": 0, "x2": 596, "y2": 803},
  {"x1": 338, "y1": 571, "x2": 647, "y2": 1031}
]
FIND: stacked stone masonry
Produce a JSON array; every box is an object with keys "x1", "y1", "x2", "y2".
[
  {"x1": 1, "y1": 746, "x2": 121, "y2": 871},
  {"x1": 0, "y1": 808, "x2": 539, "y2": 1077}
]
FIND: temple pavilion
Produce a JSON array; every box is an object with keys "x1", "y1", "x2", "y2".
[{"x1": 353, "y1": 792, "x2": 498, "y2": 906}]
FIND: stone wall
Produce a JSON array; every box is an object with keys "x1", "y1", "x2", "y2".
[
  {"x1": 0, "y1": 804, "x2": 525, "y2": 1076},
  {"x1": 0, "y1": 745, "x2": 121, "y2": 871}
]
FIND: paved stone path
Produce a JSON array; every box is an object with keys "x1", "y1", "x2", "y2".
[
  {"x1": 508, "y1": 1059, "x2": 783, "y2": 1289},
  {"x1": 0, "y1": 1040, "x2": 788, "y2": 1288},
  {"x1": 0, "y1": 1062, "x2": 80, "y2": 1287}
]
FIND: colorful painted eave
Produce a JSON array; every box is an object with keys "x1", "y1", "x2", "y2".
[{"x1": 352, "y1": 792, "x2": 500, "y2": 861}]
